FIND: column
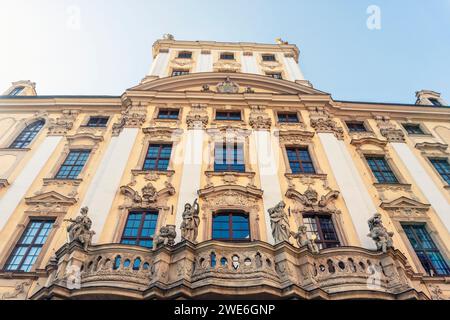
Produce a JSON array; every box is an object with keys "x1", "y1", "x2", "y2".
[
  {"x1": 318, "y1": 132, "x2": 377, "y2": 249},
  {"x1": 0, "y1": 135, "x2": 62, "y2": 232},
  {"x1": 175, "y1": 128, "x2": 205, "y2": 242},
  {"x1": 148, "y1": 49, "x2": 171, "y2": 78},
  {"x1": 391, "y1": 142, "x2": 450, "y2": 232},
  {"x1": 81, "y1": 128, "x2": 139, "y2": 241},
  {"x1": 252, "y1": 130, "x2": 282, "y2": 244},
  {"x1": 282, "y1": 55, "x2": 305, "y2": 81}
]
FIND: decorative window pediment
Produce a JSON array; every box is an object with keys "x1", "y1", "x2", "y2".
[
  {"x1": 198, "y1": 185, "x2": 262, "y2": 211},
  {"x1": 415, "y1": 142, "x2": 449, "y2": 156},
  {"x1": 286, "y1": 186, "x2": 341, "y2": 215},
  {"x1": 350, "y1": 137, "x2": 388, "y2": 151},
  {"x1": 120, "y1": 182, "x2": 175, "y2": 209},
  {"x1": 381, "y1": 196, "x2": 430, "y2": 215},
  {"x1": 25, "y1": 191, "x2": 77, "y2": 206}
]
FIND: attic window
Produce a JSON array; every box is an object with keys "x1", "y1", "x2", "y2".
[
  {"x1": 262, "y1": 54, "x2": 276, "y2": 62},
  {"x1": 429, "y1": 98, "x2": 442, "y2": 106},
  {"x1": 9, "y1": 86, "x2": 24, "y2": 96},
  {"x1": 220, "y1": 52, "x2": 235, "y2": 60},
  {"x1": 178, "y1": 51, "x2": 192, "y2": 59}
]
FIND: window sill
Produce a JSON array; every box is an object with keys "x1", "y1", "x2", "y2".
[
  {"x1": 406, "y1": 133, "x2": 433, "y2": 138},
  {"x1": 373, "y1": 183, "x2": 412, "y2": 191},
  {"x1": 43, "y1": 178, "x2": 83, "y2": 186},
  {"x1": 0, "y1": 147, "x2": 31, "y2": 152},
  {"x1": 285, "y1": 173, "x2": 327, "y2": 180},
  {"x1": 131, "y1": 169, "x2": 175, "y2": 177},
  {"x1": 206, "y1": 171, "x2": 254, "y2": 177}
]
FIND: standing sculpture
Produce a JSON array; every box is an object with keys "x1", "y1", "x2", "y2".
[
  {"x1": 268, "y1": 201, "x2": 291, "y2": 244},
  {"x1": 180, "y1": 199, "x2": 200, "y2": 243},
  {"x1": 65, "y1": 207, "x2": 95, "y2": 251},
  {"x1": 367, "y1": 213, "x2": 394, "y2": 253},
  {"x1": 291, "y1": 225, "x2": 320, "y2": 254},
  {"x1": 153, "y1": 225, "x2": 177, "y2": 250}
]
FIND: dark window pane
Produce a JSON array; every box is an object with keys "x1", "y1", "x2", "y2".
[
  {"x1": 429, "y1": 98, "x2": 442, "y2": 106},
  {"x1": 121, "y1": 211, "x2": 158, "y2": 249},
  {"x1": 278, "y1": 112, "x2": 299, "y2": 123},
  {"x1": 55, "y1": 150, "x2": 90, "y2": 180},
  {"x1": 172, "y1": 70, "x2": 189, "y2": 76},
  {"x1": 9, "y1": 120, "x2": 45, "y2": 149},
  {"x1": 6, "y1": 220, "x2": 54, "y2": 272},
  {"x1": 157, "y1": 109, "x2": 180, "y2": 120},
  {"x1": 220, "y1": 53, "x2": 234, "y2": 60},
  {"x1": 214, "y1": 142, "x2": 245, "y2": 172},
  {"x1": 216, "y1": 111, "x2": 241, "y2": 121},
  {"x1": 365, "y1": 156, "x2": 399, "y2": 184},
  {"x1": 178, "y1": 51, "x2": 192, "y2": 59},
  {"x1": 10, "y1": 86, "x2": 25, "y2": 96},
  {"x1": 346, "y1": 122, "x2": 367, "y2": 132},
  {"x1": 286, "y1": 147, "x2": 316, "y2": 174},
  {"x1": 430, "y1": 159, "x2": 450, "y2": 185},
  {"x1": 143, "y1": 144, "x2": 172, "y2": 171},
  {"x1": 86, "y1": 116, "x2": 109, "y2": 127},
  {"x1": 212, "y1": 213, "x2": 250, "y2": 241},
  {"x1": 267, "y1": 73, "x2": 283, "y2": 79},
  {"x1": 262, "y1": 54, "x2": 276, "y2": 62},
  {"x1": 302, "y1": 214, "x2": 340, "y2": 249},
  {"x1": 403, "y1": 124, "x2": 424, "y2": 135}
]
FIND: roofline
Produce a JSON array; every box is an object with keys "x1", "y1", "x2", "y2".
[
  {"x1": 335, "y1": 99, "x2": 449, "y2": 109},
  {"x1": 0, "y1": 95, "x2": 121, "y2": 99}
]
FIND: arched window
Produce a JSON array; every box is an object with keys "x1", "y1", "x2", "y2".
[
  {"x1": 9, "y1": 120, "x2": 45, "y2": 149},
  {"x1": 212, "y1": 212, "x2": 250, "y2": 241}
]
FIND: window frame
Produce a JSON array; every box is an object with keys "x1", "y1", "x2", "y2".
[
  {"x1": 261, "y1": 54, "x2": 277, "y2": 62},
  {"x1": 171, "y1": 69, "x2": 190, "y2": 77},
  {"x1": 54, "y1": 149, "x2": 91, "y2": 180},
  {"x1": 3, "y1": 218, "x2": 55, "y2": 273},
  {"x1": 285, "y1": 146, "x2": 317, "y2": 175},
  {"x1": 212, "y1": 211, "x2": 251, "y2": 242},
  {"x1": 142, "y1": 143, "x2": 173, "y2": 172},
  {"x1": 428, "y1": 98, "x2": 443, "y2": 106},
  {"x1": 85, "y1": 116, "x2": 110, "y2": 128},
  {"x1": 277, "y1": 112, "x2": 300, "y2": 124},
  {"x1": 219, "y1": 52, "x2": 235, "y2": 61},
  {"x1": 120, "y1": 211, "x2": 159, "y2": 249},
  {"x1": 177, "y1": 51, "x2": 193, "y2": 59},
  {"x1": 302, "y1": 213, "x2": 341, "y2": 250},
  {"x1": 215, "y1": 110, "x2": 242, "y2": 121},
  {"x1": 266, "y1": 72, "x2": 283, "y2": 80},
  {"x1": 402, "y1": 123, "x2": 425, "y2": 135},
  {"x1": 214, "y1": 141, "x2": 245, "y2": 173},
  {"x1": 365, "y1": 155, "x2": 400, "y2": 184},
  {"x1": 8, "y1": 119, "x2": 45, "y2": 149},
  {"x1": 9, "y1": 86, "x2": 25, "y2": 96},
  {"x1": 345, "y1": 121, "x2": 368, "y2": 133},
  {"x1": 157, "y1": 108, "x2": 180, "y2": 120},
  {"x1": 428, "y1": 157, "x2": 450, "y2": 185}
]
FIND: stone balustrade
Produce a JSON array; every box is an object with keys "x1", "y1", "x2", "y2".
[{"x1": 33, "y1": 240, "x2": 425, "y2": 300}]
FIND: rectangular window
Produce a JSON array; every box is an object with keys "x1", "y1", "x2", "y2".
[
  {"x1": 303, "y1": 214, "x2": 340, "y2": 250},
  {"x1": 266, "y1": 73, "x2": 283, "y2": 79},
  {"x1": 366, "y1": 156, "x2": 399, "y2": 184},
  {"x1": 171, "y1": 70, "x2": 189, "y2": 77},
  {"x1": 286, "y1": 147, "x2": 316, "y2": 174},
  {"x1": 157, "y1": 109, "x2": 179, "y2": 120},
  {"x1": 262, "y1": 54, "x2": 276, "y2": 62},
  {"x1": 9, "y1": 87, "x2": 24, "y2": 96},
  {"x1": 215, "y1": 111, "x2": 241, "y2": 121},
  {"x1": 55, "y1": 150, "x2": 90, "y2": 180},
  {"x1": 278, "y1": 112, "x2": 299, "y2": 123},
  {"x1": 429, "y1": 98, "x2": 442, "y2": 106},
  {"x1": 214, "y1": 142, "x2": 245, "y2": 172},
  {"x1": 403, "y1": 124, "x2": 424, "y2": 135},
  {"x1": 5, "y1": 219, "x2": 54, "y2": 272},
  {"x1": 430, "y1": 158, "x2": 450, "y2": 185},
  {"x1": 143, "y1": 144, "x2": 172, "y2": 171},
  {"x1": 212, "y1": 213, "x2": 250, "y2": 241},
  {"x1": 121, "y1": 211, "x2": 158, "y2": 249},
  {"x1": 220, "y1": 53, "x2": 235, "y2": 60},
  {"x1": 402, "y1": 224, "x2": 450, "y2": 276},
  {"x1": 178, "y1": 51, "x2": 192, "y2": 59},
  {"x1": 86, "y1": 116, "x2": 109, "y2": 127},
  {"x1": 346, "y1": 121, "x2": 367, "y2": 132}
]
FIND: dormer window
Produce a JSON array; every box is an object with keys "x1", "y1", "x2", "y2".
[
  {"x1": 220, "y1": 52, "x2": 235, "y2": 60},
  {"x1": 86, "y1": 116, "x2": 109, "y2": 127},
  {"x1": 262, "y1": 54, "x2": 276, "y2": 62},
  {"x1": 178, "y1": 51, "x2": 192, "y2": 59},
  {"x1": 429, "y1": 98, "x2": 442, "y2": 106},
  {"x1": 9, "y1": 86, "x2": 24, "y2": 96}
]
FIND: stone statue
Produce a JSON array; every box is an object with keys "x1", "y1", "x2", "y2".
[
  {"x1": 180, "y1": 199, "x2": 200, "y2": 243},
  {"x1": 153, "y1": 225, "x2": 177, "y2": 250},
  {"x1": 367, "y1": 213, "x2": 394, "y2": 253},
  {"x1": 268, "y1": 201, "x2": 291, "y2": 244},
  {"x1": 291, "y1": 225, "x2": 319, "y2": 254},
  {"x1": 65, "y1": 207, "x2": 95, "y2": 251}
]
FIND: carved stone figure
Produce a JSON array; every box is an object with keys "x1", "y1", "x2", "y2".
[
  {"x1": 268, "y1": 201, "x2": 291, "y2": 244},
  {"x1": 180, "y1": 199, "x2": 200, "y2": 243},
  {"x1": 291, "y1": 225, "x2": 319, "y2": 254},
  {"x1": 367, "y1": 213, "x2": 394, "y2": 253},
  {"x1": 153, "y1": 225, "x2": 177, "y2": 250},
  {"x1": 65, "y1": 207, "x2": 95, "y2": 251}
]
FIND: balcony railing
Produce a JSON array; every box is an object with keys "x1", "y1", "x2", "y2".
[{"x1": 33, "y1": 240, "x2": 425, "y2": 300}]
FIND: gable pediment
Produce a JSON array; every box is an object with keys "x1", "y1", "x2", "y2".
[
  {"x1": 25, "y1": 191, "x2": 77, "y2": 206},
  {"x1": 380, "y1": 197, "x2": 430, "y2": 211},
  {"x1": 129, "y1": 72, "x2": 329, "y2": 96}
]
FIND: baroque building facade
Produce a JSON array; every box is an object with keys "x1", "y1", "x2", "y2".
[{"x1": 0, "y1": 36, "x2": 449, "y2": 300}]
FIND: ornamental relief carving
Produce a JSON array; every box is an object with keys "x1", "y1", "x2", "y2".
[
  {"x1": 170, "y1": 57, "x2": 194, "y2": 69},
  {"x1": 120, "y1": 181, "x2": 175, "y2": 209},
  {"x1": 213, "y1": 60, "x2": 241, "y2": 73},
  {"x1": 415, "y1": 142, "x2": 449, "y2": 155},
  {"x1": 0, "y1": 280, "x2": 32, "y2": 300},
  {"x1": 380, "y1": 196, "x2": 430, "y2": 220},
  {"x1": 186, "y1": 105, "x2": 209, "y2": 130},
  {"x1": 142, "y1": 127, "x2": 183, "y2": 141},
  {"x1": 47, "y1": 110, "x2": 78, "y2": 136},
  {"x1": 375, "y1": 116, "x2": 406, "y2": 143},
  {"x1": 286, "y1": 186, "x2": 341, "y2": 216},
  {"x1": 308, "y1": 108, "x2": 344, "y2": 140},
  {"x1": 112, "y1": 101, "x2": 147, "y2": 135},
  {"x1": 259, "y1": 60, "x2": 283, "y2": 72},
  {"x1": 249, "y1": 106, "x2": 272, "y2": 130},
  {"x1": 198, "y1": 185, "x2": 263, "y2": 212},
  {"x1": 276, "y1": 130, "x2": 315, "y2": 144},
  {"x1": 25, "y1": 191, "x2": 77, "y2": 216}
]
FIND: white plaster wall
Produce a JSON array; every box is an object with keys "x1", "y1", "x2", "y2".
[
  {"x1": 0, "y1": 136, "x2": 62, "y2": 232},
  {"x1": 253, "y1": 130, "x2": 282, "y2": 244},
  {"x1": 195, "y1": 52, "x2": 213, "y2": 73},
  {"x1": 282, "y1": 55, "x2": 305, "y2": 81},
  {"x1": 392, "y1": 143, "x2": 450, "y2": 232},
  {"x1": 319, "y1": 133, "x2": 377, "y2": 249},
  {"x1": 148, "y1": 50, "x2": 171, "y2": 78},
  {"x1": 175, "y1": 129, "x2": 204, "y2": 242},
  {"x1": 81, "y1": 128, "x2": 139, "y2": 242},
  {"x1": 241, "y1": 54, "x2": 261, "y2": 75}
]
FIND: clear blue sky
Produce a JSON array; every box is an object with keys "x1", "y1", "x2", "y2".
[{"x1": 1, "y1": 0, "x2": 449, "y2": 104}]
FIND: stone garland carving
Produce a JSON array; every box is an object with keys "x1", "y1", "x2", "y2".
[
  {"x1": 276, "y1": 130, "x2": 315, "y2": 144},
  {"x1": 112, "y1": 102, "x2": 147, "y2": 135},
  {"x1": 268, "y1": 201, "x2": 291, "y2": 244},
  {"x1": 186, "y1": 105, "x2": 209, "y2": 130},
  {"x1": 291, "y1": 225, "x2": 320, "y2": 254},
  {"x1": 47, "y1": 110, "x2": 78, "y2": 136},
  {"x1": 375, "y1": 116, "x2": 406, "y2": 143},
  {"x1": 214, "y1": 59, "x2": 241, "y2": 73},
  {"x1": 216, "y1": 77, "x2": 239, "y2": 94},
  {"x1": 65, "y1": 207, "x2": 95, "y2": 251},
  {"x1": 309, "y1": 110, "x2": 344, "y2": 140},
  {"x1": 249, "y1": 106, "x2": 272, "y2": 130},
  {"x1": 120, "y1": 182, "x2": 175, "y2": 207},
  {"x1": 286, "y1": 186, "x2": 341, "y2": 215},
  {"x1": 367, "y1": 213, "x2": 394, "y2": 253},
  {"x1": 180, "y1": 199, "x2": 200, "y2": 243},
  {"x1": 0, "y1": 280, "x2": 32, "y2": 300},
  {"x1": 153, "y1": 225, "x2": 176, "y2": 250}
]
